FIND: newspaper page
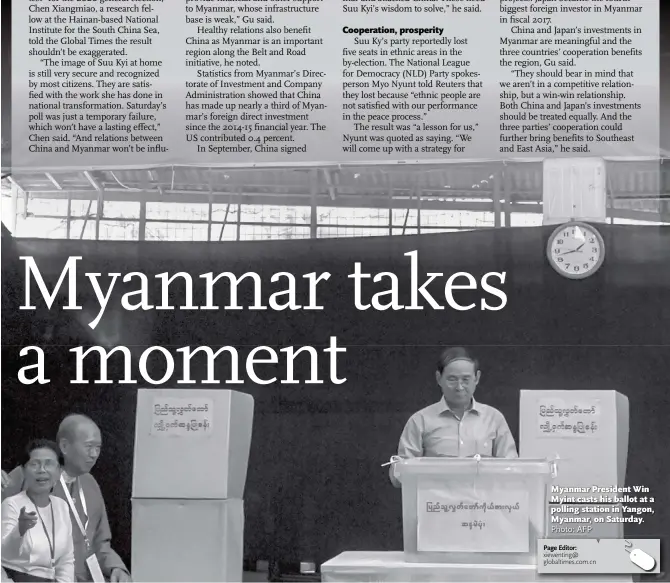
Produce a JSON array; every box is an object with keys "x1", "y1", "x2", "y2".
[
  {"x1": 1, "y1": 1, "x2": 667, "y2": 583},
  {"x1": 8, "y1": 0, "x2": 660, "y2": 170}
]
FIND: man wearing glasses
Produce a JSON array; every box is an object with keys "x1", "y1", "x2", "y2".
[{"x1": 389, "y1": 347, "x2": 517, "y2": 487}]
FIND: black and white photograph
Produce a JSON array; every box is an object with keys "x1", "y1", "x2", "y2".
[{"x1": 1, "y1": 0, "x2": 669, "y2": 582}]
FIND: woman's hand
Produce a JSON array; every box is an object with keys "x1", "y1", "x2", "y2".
[{"x1": 18, "y1": 507, "x2": 38, "y2": 536}]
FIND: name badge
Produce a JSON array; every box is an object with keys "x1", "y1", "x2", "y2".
[{"x1": 86, "y1": 554, "x2": 105, "y2": 583}]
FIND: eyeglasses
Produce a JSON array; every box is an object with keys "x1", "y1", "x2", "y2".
[
  {"x1": 444, "y1": 376, "x2": 474, "y2": 387},
  {"x1": 26, "y1": 460, "x2": 59, "y2": 472}
]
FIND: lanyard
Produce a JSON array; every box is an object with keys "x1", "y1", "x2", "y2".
[
  {"x1": 60, "y1": 476, "x2": 90, "y2": 547},
  {"x1": 34, "y1": 501, "x2": 56, "y2": 568},
  {"x1": 76, "y1": 479, "x2": 88, "y2": 523}
]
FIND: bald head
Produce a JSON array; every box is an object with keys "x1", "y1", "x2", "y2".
[
  {"x1": 57, "y1": 414, "x2": 98, "y2": 443},
  {"x1": 57, "y1": 414, "x2": 102, "y2": 476}
]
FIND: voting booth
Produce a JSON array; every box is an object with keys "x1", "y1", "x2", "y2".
[
  {"x1": 520, "y1": 390, "x2": 629, "y2": 539},
  {"x1": 131, "y1": 389, "x2": 254, "y2": 582}
]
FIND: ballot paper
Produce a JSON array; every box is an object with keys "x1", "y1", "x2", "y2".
[{"x1": 417, "y1": 480, "x2": 529, "y2": 553}]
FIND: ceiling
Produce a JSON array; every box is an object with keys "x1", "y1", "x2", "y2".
[{"x1": 3, "y1": 159, "x2": 668, "y2": 223}]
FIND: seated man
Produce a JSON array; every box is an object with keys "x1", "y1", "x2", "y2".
[{"x1": 390, "y1": 347, "x2": 517, "y2": 487}]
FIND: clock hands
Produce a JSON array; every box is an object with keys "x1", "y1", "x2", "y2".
[{"x1": 559, "y1": 242, "x2": 585, "y2": 256}]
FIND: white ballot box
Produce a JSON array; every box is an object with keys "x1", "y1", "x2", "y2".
[
  {"x1": 132, "y1": 498, "x2": 244, "y2": 583},
  {"x1": 519, "y1": 390, "x2": 629, "y2": 539},
  {"x1": 132, "y1": 388, "x2": 254, "y2": 499},
  {"x1": 396, "y1": 458, "x2": 555, "y2": 564},
  {"x1": 131, "y1": 389, "x2": 254, "y2": 582}
]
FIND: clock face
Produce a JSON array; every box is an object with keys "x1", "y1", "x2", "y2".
[{"x1": 547, "y1": 222, "x2": 605, "y2": 279}]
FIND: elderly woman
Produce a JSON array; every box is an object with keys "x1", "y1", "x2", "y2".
[{"x1": 2, "y1": 440, "x2": 74, "y2": 582}]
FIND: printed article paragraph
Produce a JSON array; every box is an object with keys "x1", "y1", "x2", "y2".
[{"x1": 12, "y1": 0, "x2": 659, "y2": 169}]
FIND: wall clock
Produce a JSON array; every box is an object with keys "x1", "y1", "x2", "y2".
[{"x1": 546, "y1": 221, "x2": 605, "y2": 279}]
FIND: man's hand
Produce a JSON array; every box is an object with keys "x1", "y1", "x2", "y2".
[
  {"x1": 18, "y1": 507, "x2": 38, "y2": 536},
  {"x1": 110, "y1": 568, "x2": 132, "y2": 582}
]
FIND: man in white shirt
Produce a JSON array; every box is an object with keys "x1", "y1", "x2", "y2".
[{"x1": 390, "y1": 347, "x2": 517, "y2": 486}]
